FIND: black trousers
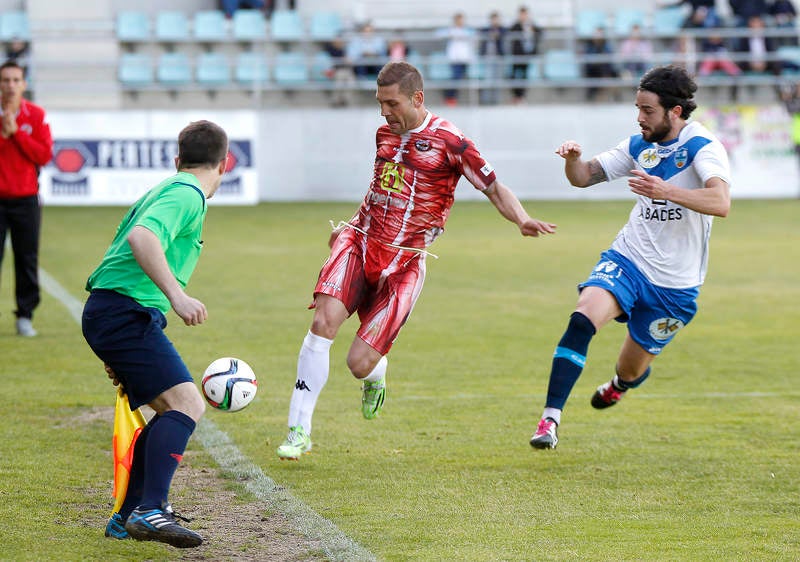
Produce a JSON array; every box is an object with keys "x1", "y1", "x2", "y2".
[{"x1": 0, "y1": 195, "x2": 41, "y2": 319}]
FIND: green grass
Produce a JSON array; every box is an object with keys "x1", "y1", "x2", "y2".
[{"x1": 0, "y1": 199, "x2": 798, "y2": 561}]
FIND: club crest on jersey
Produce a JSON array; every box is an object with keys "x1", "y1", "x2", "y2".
[
  {"x1": 414, "y1": 139, "x2": 431, "y2": 151},
  {"x1": 673, "y1": 147, "x2": 688, "y2": 168},
  {"x1": 637, "y1": 148, "x2": 660, "y2": 169},
  {"x1": 648, "y1": 317, "x2": 685, "y2": 340}
]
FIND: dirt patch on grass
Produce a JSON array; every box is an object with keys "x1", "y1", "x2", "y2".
[{"x1": 170, "y1": 453, "x2": 325, "y2": 561}]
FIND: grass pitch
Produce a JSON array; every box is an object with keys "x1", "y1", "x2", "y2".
[{"x1": 0, "y1": 198, "x2": 797, "y2": 561}]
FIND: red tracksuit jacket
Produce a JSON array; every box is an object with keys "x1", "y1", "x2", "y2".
[{"x1": 0, "y1": 99, "x2": 53, "y2": 199}]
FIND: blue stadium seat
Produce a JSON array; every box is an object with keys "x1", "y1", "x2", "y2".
[
  {"x1": 311, "y1": 50, "x2": 333, "y2": 81},
  {"x1": 232, "y1": 9, "x2": 267, "y2": 41},
  {"x1": 116, "y1": 11, "x2": 150, "y2": 42},
  {"x1": 652, "y1": 6, "x2": 687, "y2": 37},
  {"x1": 575, "y1": 10, "x2": 608, "y2": 38},
  {"x1": 196, "y1": 52, "x2": 231, "y2": 86},
  {"x1": 155, "y1": 11, "x2": 190, "y2": 42},
  {"x1": 235, "y1": 52, "x2": 270, "y2": 84},
  {"x1": 157, "y1": 52, "x2": 192, "y2": 86},
  {"x1": 614, "y1": 8, "x2": 647, "y2": 37},
  {"x1": 309, "y1": 11, "x2": 343, "y2": 41},
  {"x1": 543, "y1": 50, "x2": 581, "y2": 81},
  {"x1": 194, "y1": 10, "x2": 228, "y2": 42},
  {"x1": 527, "y1": 60, "x2": 542, "y2": 81},
  {"x1": 426, "y1": 52, "x2": 451, "y2": 81},
  {"x1": 270, "y1": 10, "x2": 305, "y2": 42},
  {"x1": 273, "y1": 51, "x2": 309, "y2": 84},
  {"x1": 0, "y1": 11, "x2": 30, "y2": 41},
  {"x1": 118, "y1": 53, "x2": 154, "y2": 87}
]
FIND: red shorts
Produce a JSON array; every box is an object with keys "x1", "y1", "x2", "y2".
[{"x1": 313, "y1": 227, "x2": 426, "y2": 355}]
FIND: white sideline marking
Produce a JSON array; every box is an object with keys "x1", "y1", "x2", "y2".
[{"x1": 41, "y1": 268, "x2": 376, "y2": 562}]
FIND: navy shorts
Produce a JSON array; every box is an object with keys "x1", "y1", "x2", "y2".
[
  {"x1": 81, "y1": 289, "x2": 193, "y2": 410},
  {"x1": 579, "y1": 250, "x2": 699, "y2": 355}
]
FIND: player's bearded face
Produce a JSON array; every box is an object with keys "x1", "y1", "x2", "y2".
[
  {"x1": 640, "y1": 109, "x2": 672, "y2": 143},
  {"x1": 377, "y1": 84, "x2": 421, "y2": 134}
]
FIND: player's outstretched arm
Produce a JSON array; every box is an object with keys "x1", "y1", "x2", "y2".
[
  {"x1": 483, "y1": 181, "x2": 557, "y2": 237},
  {"x1": 128, "y1": 225, "x2": 208, "y2": 326},
  {"x1": 556, "y1": 140, "x2": 607, "y2": 187}
]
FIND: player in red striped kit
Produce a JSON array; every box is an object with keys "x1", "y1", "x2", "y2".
[{"x1": 277, "y1": 61, "x2": 557, "y2": 460}]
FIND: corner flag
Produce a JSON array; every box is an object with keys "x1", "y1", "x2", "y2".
[{"x1": 111, "y1": 388, "x2": 146, "y2": 514}]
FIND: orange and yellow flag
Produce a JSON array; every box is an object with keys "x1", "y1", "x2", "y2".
[{"x1": 111, "y1": 388, "x2": 146, "y2": 514}]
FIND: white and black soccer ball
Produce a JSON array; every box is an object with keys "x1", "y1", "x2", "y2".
[{"x1": 201, "y1": 357, "x2": 258, "y2": 412}]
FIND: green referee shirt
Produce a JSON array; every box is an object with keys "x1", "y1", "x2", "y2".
[{"x1": 86, "y1": 172, "x2": 208, "y2": 314}]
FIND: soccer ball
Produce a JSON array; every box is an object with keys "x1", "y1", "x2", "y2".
[{"x1": 201, "y1": 357, "x2": 258, "y2": 412}]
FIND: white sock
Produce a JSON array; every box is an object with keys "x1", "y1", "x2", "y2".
[
  {"x1": 361, "y1": 356, "x2": 387, "y2": 383},
  {"x1": 287, "y1": 331, "x2": 332, "y2": 435},
  {"x1": 542, "y1": 407, "x2": 562, "y2": 426}
]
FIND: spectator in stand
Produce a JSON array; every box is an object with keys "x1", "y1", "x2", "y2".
[
  {"x1": 322, "y1": 35, "x2": 356, "y2": 107},
  {"x1": 729, "y1": 0, "x2": 770, "y2": 26},
  {"x1": 508, "y1": 5, "x2": 543, "y2": 104},
  {"x1": 661, "y1": 0, "x2": 720, "y2": 27},
  {"x1": 779, "y1": 81, "x2": 800, "y2": 171},
  {"x1": 582, "y1": 26, "x2": 618, "y2": 101},
  {"x1": 347, "y1": 21, "x2": 388, "y2": 79},
  {"x1": 437, "y1": 12, "x2": 476, "y2": 106},
  {"x1": 697, "y1": 33, "x2": 743, "y2": 76},
  {"x1": 735, "y1": 14, "x2": 780, "y2": 74},
  {"x1": 769, "y1": 0, "x2": 798, "y2": 47},
  {"x1": 478, "y1": 11, "x2": 507, "y2": 105},
  {"x1": 388, "y1": 33, "x2": 411, "y2": 62},
  {"x1": 264, "y1": 0, "x2": 297, "y2": 19},
  {"x1": 618, "y1": 24, "x2": 655, "y2": 79},
  {"x1": 219, "y1": 0, "x2": 266, "y2": 19},
  {"x1": 4, "y1": 39, "x2": 30, "y2": 73}
]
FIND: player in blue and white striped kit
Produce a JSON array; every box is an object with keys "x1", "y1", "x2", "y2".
[{"x1": 530, "y1": 65, "x2": 732, "y2": 450}]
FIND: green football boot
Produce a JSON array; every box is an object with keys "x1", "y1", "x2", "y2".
[
  {"x1": 276, "y1": 426, "x2": 312, "y2": 460},
  {"x1": 361, "y1": 376, "x2": 386, "y2": 419}
]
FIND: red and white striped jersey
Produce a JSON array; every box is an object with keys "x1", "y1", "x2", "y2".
[{"x1": 353, "y1": 112, "x2": 497, "y2": 249}]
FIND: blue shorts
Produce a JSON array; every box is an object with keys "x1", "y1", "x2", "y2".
[
  {"x1": 579, "y1": 250, "x2": 699, "y2": 355},
  {"x1": 81, "y1": 289, "x2": 193, "y2": 410}
]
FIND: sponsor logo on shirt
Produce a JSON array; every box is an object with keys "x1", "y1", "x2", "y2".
[
  {"x1": 414, "y1": 139, "x2": 431, "y2": 151},
  {"x1": 637, "y1": 148, "x2": 660, "y2": 169}
]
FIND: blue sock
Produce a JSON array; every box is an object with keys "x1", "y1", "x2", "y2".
[
  {"x1": 616, "y1": 366, "x2": 651, "y2": 390},
  {"x1": 138, "y1": 410, "x2": 196, "y2": 510},
  {"x1": 545, "y1": 312, "x2": 596, "y2": 410},
  {"x1": 118, "y1": 416, "x2": 157, "y2": 519}
]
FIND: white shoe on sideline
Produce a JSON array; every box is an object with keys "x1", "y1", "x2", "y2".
[{"x1": 16, "y1": 317, "x2": 37, "y2": 337}]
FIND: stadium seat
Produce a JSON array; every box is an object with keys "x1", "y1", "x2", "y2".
[
  {"x1": 614, "y1": 8, "x2": 646, "y2": 37},
  {"x1": 118, "y1": 53, "x2": 154, "y2": 87},
  {"x1": 652, "y1": 6, "x2": 687, "y2": 37},
  {"x1": 308, "y1": 11, "x2": 343, "y2": 42},
  {"x1": 543, "y1": 50, "x2": 581, "y2": 81},
  {"x1": 232, "y1": 9, "x2": 267, "y2": 41},
  {"x1": 157, "y1": 52, "x2": 192, "y2": 86},
  {"x1": 235, "y1": 52, "x2": 269, "y2": 84},
  {"x1": 777, "y1": 46, "x2": 800, "y2": 74},
  {"x1": 270, "y1": 10, "x2": 305, "y2": 42},
  {"x1": 272, "y1": 51, "x2": 309, "y2": 84},
  {"x1": 193, "y1": 10, "x2": 228, "y2": 43},
  {"x1": 575, "y1": 10, "x2": 608, "y2": 38},
  {"x1": 196, "y1": 52, "x2": 231, "y2": 86},
  {"x1": 116, "y1": 11, "x2": 150, "y2": 43},
  {"x1": 155, "y1": 11, "x2": 190, "y2": 43},
  {"x1": 527, "y1": 60, "x2": 542, "y2": 81},
  {"x1": 426, "y1": 52, "x2": 451, "y2": 81},
  {"x1": 311, "y1": 50, "x2": 333, "y2": 81},
  {"x1": 0, "y1": 11, "x2": 30, "y2": 41}
]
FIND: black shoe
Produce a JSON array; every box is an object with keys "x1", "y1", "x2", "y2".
[{"x1": 124, "y1": 503, "x2": 202, "y2": 548}]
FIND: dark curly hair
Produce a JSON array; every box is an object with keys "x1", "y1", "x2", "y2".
[{"x1": 638, "y1": 65, "x2": 698, "y2": 119}]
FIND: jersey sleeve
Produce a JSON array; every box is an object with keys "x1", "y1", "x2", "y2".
[
  {"x1": 456, "y1": 135, "x2": 497, "y2": 191},
  {"x1": 595, "y1": 137, "x2": 635, "y2": 182},
  {"x1": 136, "y1": 185, "x2": 204, "y2": 248},
  {"x1": 693, "y1": 141, "x2": 732, "y2": 187}
]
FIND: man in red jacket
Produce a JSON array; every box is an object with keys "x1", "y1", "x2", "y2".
[{"x1": 0, "y1": 60, "x2": 53, "y2": 337}]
